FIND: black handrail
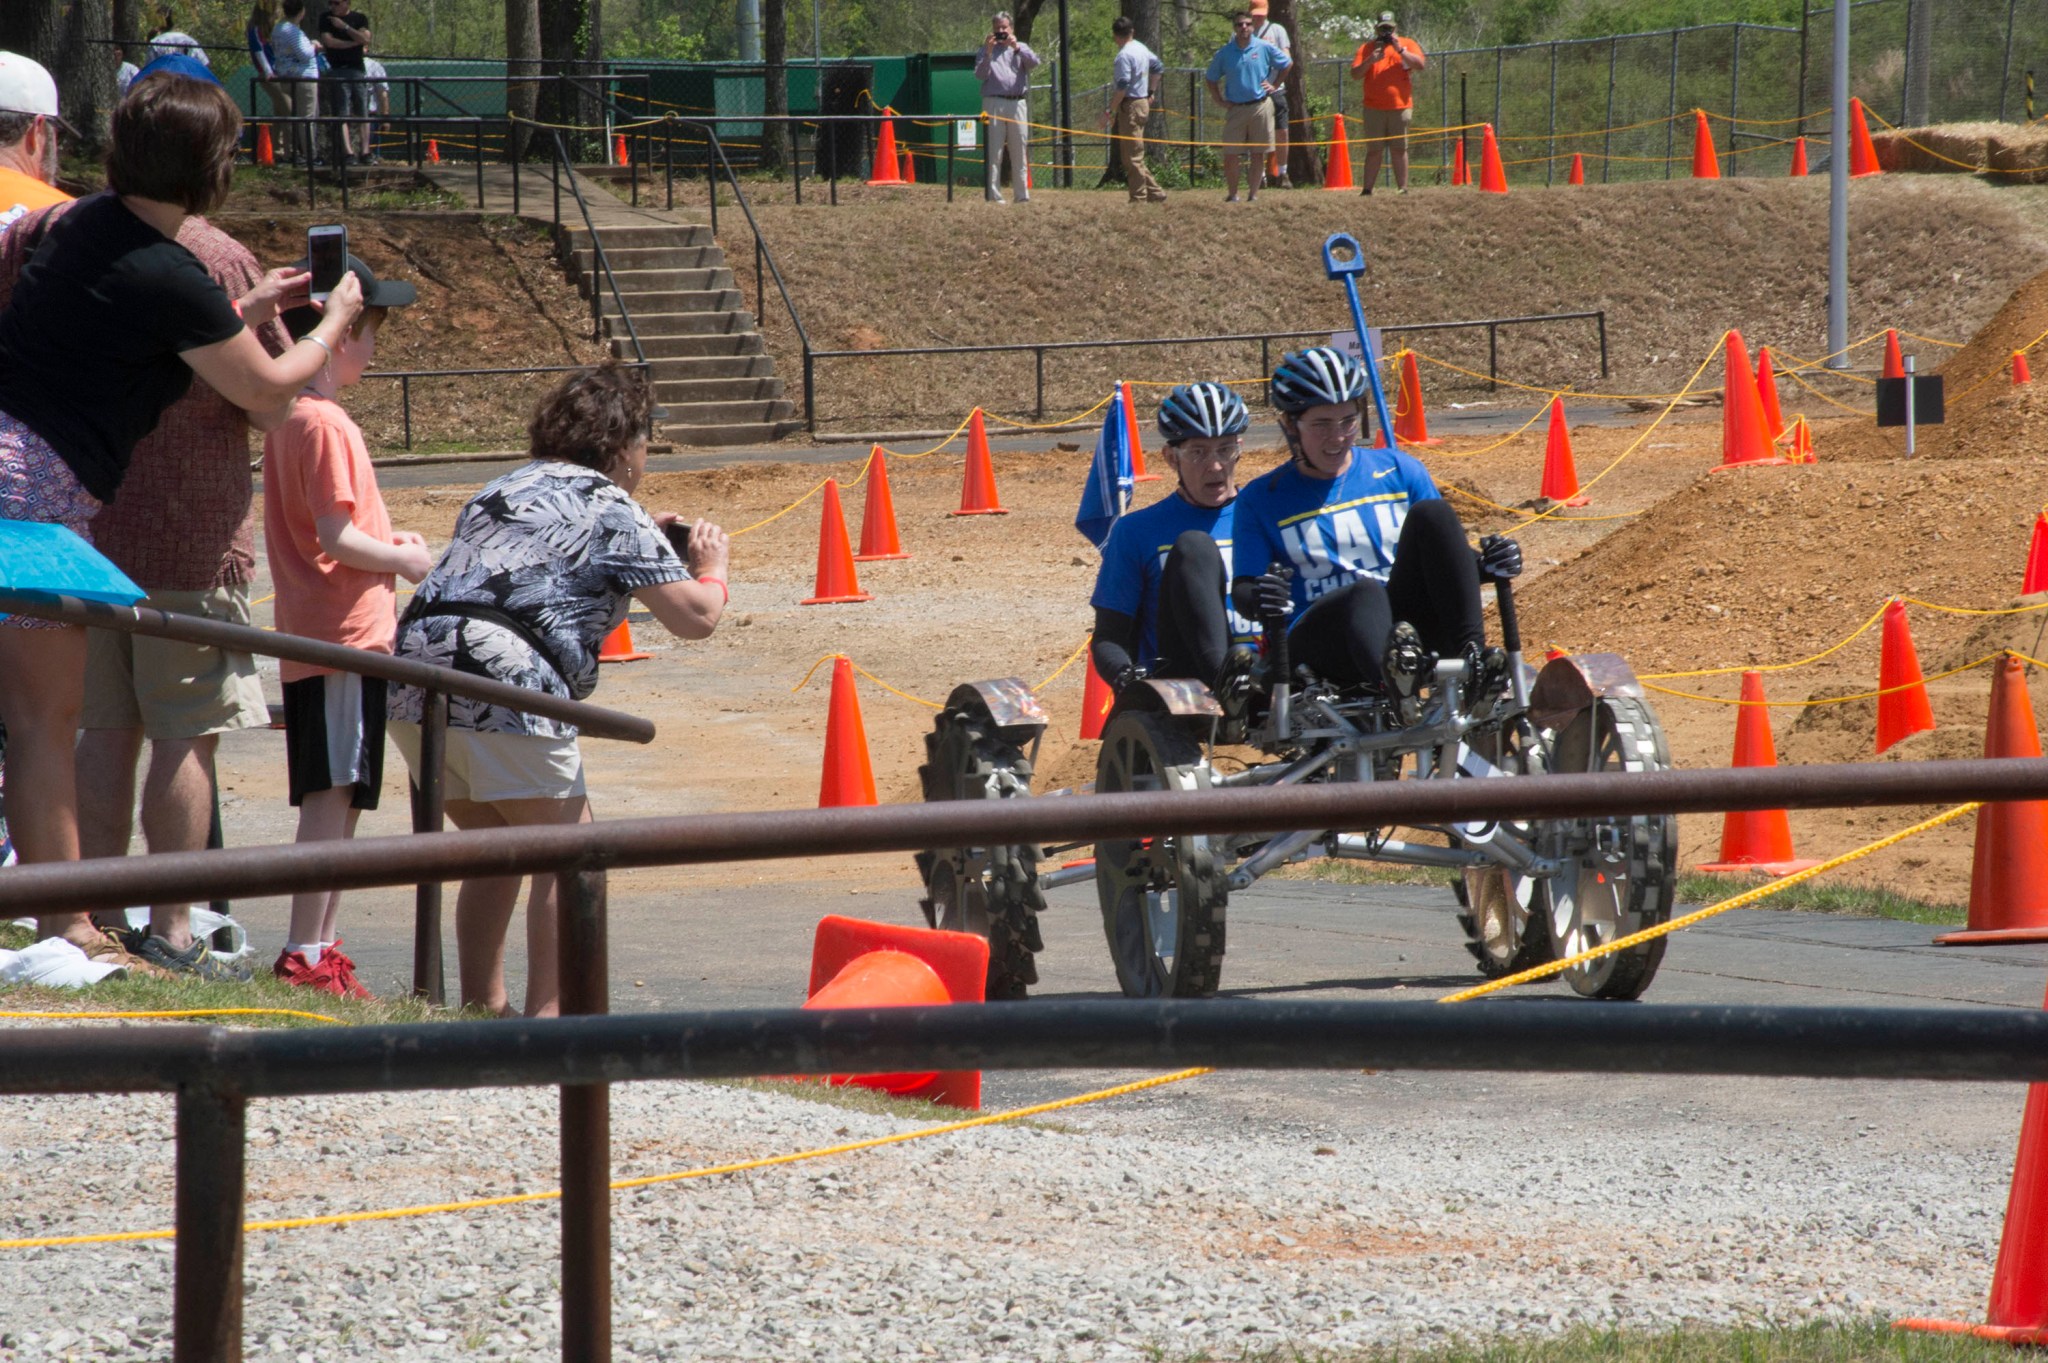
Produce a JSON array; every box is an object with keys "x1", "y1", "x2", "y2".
[{"x1": 540, "y1": 126, "x2": 648, "y2": 374}]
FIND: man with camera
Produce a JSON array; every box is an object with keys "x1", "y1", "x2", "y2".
[
  {"x1": 975, "y1": 11, "x2": 1041, "y2": 204},
  {"x1": 1350, "y1": 9, "x2": 1426, "y2": 195}
]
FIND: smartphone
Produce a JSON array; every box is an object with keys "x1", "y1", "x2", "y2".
[
  {"x1": 307, "y1": 224, "x2": 348, "y2": 303},
  {"x1": 663, "y1": 520, "x2": 693, "y2": 559}
]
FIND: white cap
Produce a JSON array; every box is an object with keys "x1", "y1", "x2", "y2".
[{"x1": 0, "y1": 52, "x2": 75, "y2": 137}]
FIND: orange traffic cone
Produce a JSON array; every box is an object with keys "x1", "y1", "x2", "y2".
[
  {"x1": 1080, "y1": 648, "x2": 1115, "y2": 740},
  {"x1": 1450, "y1": 137, "x2": 1468, "y2": 186},
  {"x1": 1567, "y1": 152, "x2": 1584, "y2": 185},
  {"x1": 854, "y1": 447, "x2": 910, "y2": 561},
  {"x1": 1755, "y1": 345, "x2": 1787, "y2": 441},
  {"x1": 1935, "y1": 656, "x2": 2048, "y2": 945},
  {"x1": 802, "y1": 479, "x2": 873, "y2": 605},
  {"x1": 869, "y1": 108, "x2": 908, "y2": 186},
  {"x1": 1714, "y1": 331, "x2": 1789, "y2": 470},
  {"x1": 1121, "y1": 382, "x2": 1158, "y2": 483},
  {"x1": 1478, "y1": 124, "x2": 1508, "y2": 193},
  {"x1": 613, "y1": 133, "x2": 628, "y2": 166},
  {"x1": 1778, "y1": 413, "x2": 1816, "y2": 463},
  {"x1": 816, "y1": 656, "x2": 878, "y2": 808},
  {"x1": 900, "y1": 145, "x2": 917, "y2": 183},
  {"x1": 952, "y1": 410, "x2": 1007, "y2": 516},
  {"x1": 1393, "y1": 350, "x2": 1440, "y2": 446},
  {"x1": 1697, "y1": 672, "x2": 1821, "y2": 876},
  {"x1": 1323, "y1": 114, "x2": 1355, "y2": 191},
  {"x1": 1848, "y1": 96, "x2": 1882, "y2": 177},
  {"x1": 2023, "y1": 513, "x2": 2048, "y2": 594},
  {"x1": 256, "y1": 123, "x2": 275, "y2": 167},
  {"x1": 597, "y1": 620, "x2": 651, "y2": 663},
  {"x1": 2016, "y1": 351, "x2": 2034, "y2": 385},
  {"x1": 802, "y1": 915, "x2": 986, "y2": 1108},
  {"x1": 1538, "y1": 397, "x2": 1587, "y2": 506},
  {"x1": 1690, "y1": 109, "x2": 1721, "y2": 179},
  {"x1": 1789, "y1": 135, "x2": 1809, "y2": 176},
  {"x1": 1883, "y1": 328, "x2": 1906, "y2": 380},
  {"x1": 1876, "y1": 599, "x2": 1936, "y2": 754},
  {"x1": 426, "y1": 138, "x2": 440, "y2": 164}
]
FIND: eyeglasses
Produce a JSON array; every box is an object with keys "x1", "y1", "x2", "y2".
[
  {"x1": 1233, "y1": 20, "x2": 1254, "y2": 28},
  {"x1": 1297, "y1": 413, "x2": 1362, "y2": 438},
  {"x1": 1173, "y1": 439, "x2": 1243, "y2": 465}
]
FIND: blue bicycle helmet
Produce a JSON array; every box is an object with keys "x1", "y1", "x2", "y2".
[
  {"x1": 1269, "y1": 346, "x2": 1368, "y2": 416},
  {"x1": 1156, "y1": 381, "x2": 1251, "y2": 444}
]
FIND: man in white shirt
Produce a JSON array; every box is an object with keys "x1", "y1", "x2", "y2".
[
  {"x1": 974, "y1": 10, "x2": 1042, "y2": 204},
  {"x1": 1100, "y1": 16, "x2": 1167, "y2": 203},
  {"x1": 1250, "y1": 0, "x2": 1292, "y2": 188}
]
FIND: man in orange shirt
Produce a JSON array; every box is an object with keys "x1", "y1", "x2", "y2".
[
  {"x1": 1350, "y1": 11, "x2": 1426, "y2": 195},
  {"x1": 0, "y1": 53, "x2": 77, "y2": 229}
]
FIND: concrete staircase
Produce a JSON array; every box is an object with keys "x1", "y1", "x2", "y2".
[{"x1": 559, "y1": 222, "x2": 800, "y2": 448}]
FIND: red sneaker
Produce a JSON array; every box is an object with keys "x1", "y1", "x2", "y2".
[
  {"x1": 321, "y1": 939, "x2": 375, "y2": 1002},
  {"x1": 272, "y1": 948, "x2": 369, "y2": 1000}
]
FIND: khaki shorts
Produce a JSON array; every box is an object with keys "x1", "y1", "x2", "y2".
[
  {"x1": 389, "y1": 719, "x2": 587, "y2": 804},
  {"x1": 1359, "y1": 105, "x2": 1413, "y2": 143},
  {"x1": 81, "y1": 585, "x2": 269, "y2": 740},
  {"x1": 1221, "y1": 98, "x2": 1276, "y2": 153}
]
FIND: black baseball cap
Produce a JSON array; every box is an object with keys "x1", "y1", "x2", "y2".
[{"x1": 280, "y1": 252, "x2": 417, "y2": 339}]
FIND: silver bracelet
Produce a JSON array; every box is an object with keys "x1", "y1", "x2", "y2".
[{"x1": 303, "y1": 334, "x2": 333, "y2": 382}]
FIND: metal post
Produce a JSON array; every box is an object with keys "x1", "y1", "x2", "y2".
[
  {"x1": 665, "y1": 122, "x2": 675, "y2": 210},
  {"x1": 755, "y1": 236, "x2": 765, "y2": 321},
  {"x1": 1260, "y1": 337, "x2": 1271, "y2": 405},
  {"x1": 1440, "y1": 63, "x2": 1449, "y2": 182},
  {"x1": 793, "y1": 126, "x2": 804, "y2": 203},
  {"x1": 412, "y1": 689, "x2": 448, "y2": 1005},
  {"x1": 1904, "y1": 353, "x2": 1918, "y2": 457},
  {"x1": 174, "y1": 1084, "x2": 246, "y2": 1363},
  {"x1": 706, "y1": 145, "x2": 718, "y2": 236},
  {"x1": 1459, "y1": 74, "x2": 1467, "y2": 180},
  {"x1": 1998, "y1": 0, "x2": 2017, "y2": 122},
  {"x1": 1597, "y1": 311, "x2": 1609, "y2": 378},
  {"x1": 1603, "y1": 37, "x2": 1617, "y2": 183},
  {"x1": 558, "y1": 866, "x2": 612, "y2": 1363},
  {"x1": 1190, "y1": 72, "x2": 1200, "y2": 182},
  {"x1": 947, "y1": 136, "x2": 955, "y2": 202},
  {"x1": 803, "y1": 347, "x2": 816, "y2": 432},
  {"x1": 475, "y1": 129, "x2": 486, "y2": 210},
  {"x1": 1058, "y1": 0, "x2": 1073, "y2": 187},
  {"x1": 1899, "y1": 0, "x2": 1912, "y2": 125},
  {"x1": 1666, "y1": 30, "x2": 1680, "y2": 177},
  {"x1": 339, "y1": 124, "x2": 351, "y2": 213},
  {"x1": 1797, "y1": 2, "x2": 1811, "y2": 132},
  {"x1": 1492, "y1": 46, "x2": 1503, "y2": 131},
  {"x1": 513, "y1": 130, "x2": 522, "y2": 215},
  {"x1": 1488, "y1": 323, "x2": 1498, "y2": 389},
  {"x1": 1034, "y1": 349, "x2": 1045, "y2": 419},
  {"x1": 401, "y1": 375, "x2": 413, "y2": 450},
  {"x1": 1827, "y1": 0, "x2": 1850, "y2": 367},
  {"x1": 1546, "y1": 43, "x2": 1557, "y2": 186},
  {"x1": 1729, "y1": 25, "x2": 1742, "y2": 177}
]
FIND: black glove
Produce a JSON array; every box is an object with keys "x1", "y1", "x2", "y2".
[
  {"x1": 1233, "y1": 574, "x2": 1294, "y2": 624},
  {"x1": 1477, "y1": 534, "x2": 1522, "y2": 581},
  {"x1": 1110, "y1": 665, "x2": 1145, "y2": 695}
]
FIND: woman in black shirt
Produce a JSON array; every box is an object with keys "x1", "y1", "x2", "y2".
[{"x1": 0, "y1": 71, "x2": 364, "y2": 966}]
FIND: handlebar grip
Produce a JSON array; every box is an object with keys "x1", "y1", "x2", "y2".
[{"x1": 1489, "y1": 573, "x2": 1523, "y2": 656}]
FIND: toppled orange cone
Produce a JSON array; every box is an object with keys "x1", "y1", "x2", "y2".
[
  {"x1": 802, "y1": 915, "x2": 987, "y2": 1109},
  {"x1": 1697, "y1": 671, "x2": 1820, "y2": 876}
]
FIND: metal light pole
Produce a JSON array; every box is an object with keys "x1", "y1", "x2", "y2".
[
  {"x1": 1058, "y1": 0, "x2": 1073, "y2": 188},
  {"x1": 1827, "y1": 0, "x2": 1849, "y2": 368}
]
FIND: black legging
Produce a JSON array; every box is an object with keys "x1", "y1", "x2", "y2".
[
  {"x1": 1091, "y1": 529, "x2": 1233, "y2": 686},
  {"x1": 1285, "y1": 498, "x2": 1484, "y2": 688}
]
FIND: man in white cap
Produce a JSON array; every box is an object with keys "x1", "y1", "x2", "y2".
[{"x1": 0, "y1": 52, "x2": 77, "y2": 229}]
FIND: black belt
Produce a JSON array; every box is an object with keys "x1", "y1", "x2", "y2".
[{"x1": 1227, "y1": 96, "x2": 1270, "y2": 106}]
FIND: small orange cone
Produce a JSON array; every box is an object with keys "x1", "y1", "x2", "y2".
[
  {"x1": 1876, "y1": 599, "x2": 1936, "y2": 754},
  {"x1": 613, "y1": 133, "x2": 628, "y2": 166},
  {"x1": 854, "y1": 446, "x2": 910, "y2": 561},
  {"x1": 869, "y1": 108, "x2": 908, "y2": 186},
  {"x1": 1323, "y1": 114, "x2": 1355, "y2": 191},
  {"x1": 1450, "y1": 137, "x2": 1468, "y2": 186},
  {"x1": 1567, "y1": 152, "x2": 1584, "y2": 185},
  {"x1": 1392, "y1": 350, "x2": 1441, "y2": 446},
  {"x1": 1538, "y1": 397, "x2": 1586, "y2": 506},
  {"x1": 803, "y1": 915, "x2": 986, "y2": 1108},
  {"x1": 1690, "y1": 109, "x2": 1721, "y2": 179},
  {"x1": 426, "y1": 138, "x2": 440, "y2": 164},
  {"x1": 1883, "y1": 328, "x2": 1906, "y2": 380},
  {"x1": 1697, "y1": 671, "x2": 1821, "y2": 876},
  {"x1": 952, "y1": 410, "x2": 1008, "y2": 516},
  {"x1": 1080, "y1": 648, "x2": 1115, "y2": 740},
  {"x1": 2023, "y1": 513, "x2": 2048, "y2": 594},
  {"x1": 1478, "y1": 124, "x2": 1508, "y2": 193},
  {"x1": 2016, "y1": 351, "x2": 2034, "y2": 385},
  {"x1": 256, "y1": 123, "x2": 274, "y2": 167},
  {"x1": 1848, "y1": 96, "x2": 1882, "y2": 177},
  {"x1": 1121, "y1": 382, "x2": 1158, "y2": 483},
  {"x1": 802, "y1": 479, "x2": 873, "y2": 605},
  {"x1": 597, "y1": 620, "x2": 651, "y2": 663},
  {"x1": 1755, "y1": 345, "x2": 1788, "y2": 441},
  {"x1": 900, "y1": 144, "x2": 917, "y2": 183},
  {"x1": 1778, "y1": 413, "x2": 1816, "y2": 463},
  {"x1": 1714, "y1": 330, "x2": 1790, "y2": 470},
  {"x1": 1934, "y1": 656, "x2": 2048, "y2": 945},
  {"x1": 815, "y1": 656, "x2": 878, "y2": 808},
  {"x1": 1789, "y1": 135, "x2": 1809, "y2": 176}
]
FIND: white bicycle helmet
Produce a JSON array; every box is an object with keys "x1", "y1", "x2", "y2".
[
  {"x1": 1157, "y1": 382, "x2": 1251, "y2": 444},
  {"x1": 1270, "y1": 346, "x2": 1368, "y2": 415}
]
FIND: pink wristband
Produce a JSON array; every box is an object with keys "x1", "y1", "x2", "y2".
[{"x1": 697, "y1": 576, "x2": 728, "y2": 603}]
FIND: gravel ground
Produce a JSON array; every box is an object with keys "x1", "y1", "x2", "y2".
[{"x1": 0, "y1": 1053, "x2": 2018, "y2": 1361}]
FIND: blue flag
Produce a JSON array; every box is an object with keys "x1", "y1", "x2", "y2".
[
  {"x1": 0, "y1": 520, "x2": 145, "y2": 621},
  {"x1": 1074, "y1": 387, "x2": 1134, "y2": 549}
]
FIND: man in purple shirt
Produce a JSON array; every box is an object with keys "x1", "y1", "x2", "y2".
[{"x1": 974, "y1": 10, "x2": 1041, "y2": 204}]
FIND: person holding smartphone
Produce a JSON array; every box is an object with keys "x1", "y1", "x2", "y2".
[
  {"x1": 974, "y1": 10, "x2": 1040, "y2": 204},
  {"x1": 1350, "y1": 10, "x2": 1426, "y2": 195},
  {"x1": 0, "y1": 70, "x2": 363, "y2": 974}
]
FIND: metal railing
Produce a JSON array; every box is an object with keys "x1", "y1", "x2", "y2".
[
  {"x1": 802, "y1": 312, "x2": 1609, "y2": 432},
  {"x1": 5, "y1": 752, "x2": 2048, "y2": 1361},
  {"x1": 368, "y1": 363, "x2": 652, "y2": 451},
  {"x1": 0, "y1": 589, "x2": 653, "y2": 1005}
]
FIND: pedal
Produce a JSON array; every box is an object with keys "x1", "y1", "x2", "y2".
[{"x1": 1382, "y1": 622, "x2": 1434, "y2": 700}]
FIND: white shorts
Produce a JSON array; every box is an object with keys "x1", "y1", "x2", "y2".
[{"x1": 389, "y1": 720, "x2": 586, "y2": 803}]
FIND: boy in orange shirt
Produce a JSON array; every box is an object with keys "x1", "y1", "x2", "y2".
[{"x1": 262, "y1": 253, "x2": 428, "y2": 998}]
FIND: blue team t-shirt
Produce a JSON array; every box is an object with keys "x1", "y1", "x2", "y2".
[
  {"x1": 1230, "y1": 445, "x2": 1441, "y2": 615},
  {"x1": 1091, "y1": 492, "x2": 1258, "y2": 670}
]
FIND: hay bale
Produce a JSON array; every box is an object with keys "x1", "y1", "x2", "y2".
[
  {"x1": 1872, "y1": 124, "x2": 1992, "y2": 174},
  {"x1": 1987, "y1": 125, "x2": 2048, "y2": 186}
]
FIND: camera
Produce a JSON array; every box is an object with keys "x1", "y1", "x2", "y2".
[
  {"x1": 664, "y1": 521, "x2": 692, "y2": 559},
  {"x1": 1376, "y1": 24, "x2": 1395, "y2": 40}
]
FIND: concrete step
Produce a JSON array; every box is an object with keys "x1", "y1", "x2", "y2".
[
  {"x1": 660, "y1": 397, "x2": 798, "y2": 426},
  {"x1": 606, "y1": 309, "x2": 760, "y2": 339},
  {"x1": 599, "y1": 288, "x2": 742, "y2": 316},
  {"x1": 613, "y1": 331, "x2": 763, "y2": 359},
  {"x1": 661, "y1": 418, "x2": 805, "y2": 448},
  {"x1": 559, "y1": 221, "x2": 712, "y2": 250},
  {"x1": 653, "y1": 375, "x2": 786, "y2": 405},
  {"x1": 642, "y1": 354, "x2": 776, "y2": 381},
  {"x1": 573, "y1": 245, "x2": 724, "y2": 274},
  {"x1": 598, "y1": 267, "x2": 737, "y2": 295}
]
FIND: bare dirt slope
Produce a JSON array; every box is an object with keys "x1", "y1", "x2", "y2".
[{"x1": 724, "y1": 176, "x2": 2048, "y2": 429}]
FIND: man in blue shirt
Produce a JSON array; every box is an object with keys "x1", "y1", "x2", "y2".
[
  {"x1": 1230, "y1": 347, "x2": 1521, "y2": 696},
  {"x1": 1204, "y1": 11, "x2": 1290, "y2": 203},
  {"x1": 1091, "y1": 383, "x2": 1260, "y2": 693}
]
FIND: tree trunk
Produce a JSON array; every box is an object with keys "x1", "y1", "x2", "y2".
[
  {"x1": 1268, "y1": 0, "x2": 1315, "y2": 185},
  {"x1": 506, "y1": 0, "x2": 541, "y2": 162},
  {"x1": 538, "y1": 0, "x2": 594, "y2": 154},
  {"x1": 112, "y1": 0, "x2": 142, "y2": 61},
  {"x1": 14, "y1": 0, "x2": 116, "y2": 152},
  {"x1": 1012, "y1": 0, "x2": 1048, "y2": 43},
  {"x1": 760, "y1": 0, "x2": 786, "y2": 174}
]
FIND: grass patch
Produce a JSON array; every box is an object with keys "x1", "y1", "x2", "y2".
[
  {"x1": 1677, "y1": 873, "x2": 1966, "y2": 926},
  {"x1": 1152, "y1": 1322, "x2": 2012, "y2": 1363}
]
